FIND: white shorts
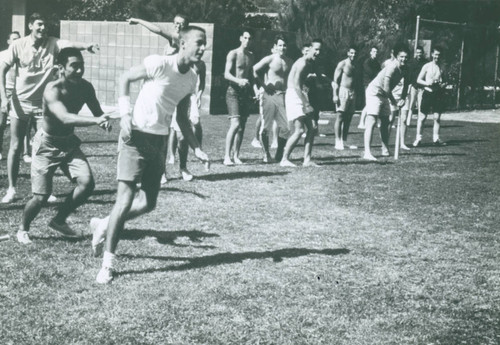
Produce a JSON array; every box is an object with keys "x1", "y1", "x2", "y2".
[
  {"x1": 365, "y1": 92, "x2": 391, "y2": 117},
  {"x1": 170, "y1": 94, "x2": 200, "y2": 132},
  {"x1": 285, "y1": 88, "x2": 311, "y2": 122}
]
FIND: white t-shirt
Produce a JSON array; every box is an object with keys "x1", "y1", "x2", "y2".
[
  {"x1": 0, "y1": 49, "x2": 17, "y2": 90},
  {"x1": 132, "y1": 54, "x2": 197, "y2": 135},
  {"x1": 366, "y1": 62, "x2": 404, "y2": 99}
]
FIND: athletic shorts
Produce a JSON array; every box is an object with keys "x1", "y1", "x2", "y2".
[
  {"x1": 365, "y1": 91, "x2": 391, "y2": 117},
  {"x1": 116, "y1": 130, "x2": 167, "y2": 189},
  {"x1": 261, "y1": 91, "x2": 289, "y2": 138},
  {"x1": 337, "y1": 87, "x2": 356, "y2": 113},
  {"x1": 9, "y1": 94, "x2": 43, "y2": 122},
  {"x1": 285, "y1": 88, "x2": 313, "y2": 122},
  {"x1": 226, "y1": 85, "x2": 252, "y2": 119},
  {"x1": 419, "y1": 90, "x2": 444, "y2": 115},
  {"x1": 31, "y1": 129, "x2": 91, "y2": 195}
]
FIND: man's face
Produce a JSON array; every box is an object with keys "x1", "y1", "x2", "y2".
[
  {"x1": 307, "y1": 42, "x2": 321, "y2": 60},
  {"x1": 415, "y1": 48, "x2": 423, "y2": 60},
  {"x1": 396, "y1": 51, "x2": 408, "y2": 67},
  {"x1": 240, "y1": 32, "x2": 251, "y2": 48},
  {"x1": 347, "y1": 49, "x2": 356, "y2": 61},
  {"x1": 174, "y1": 16, "x2": 186, "y2": 34},
  {"x1": 370, "y1": 48, "x2": 377, "y2": 59},
  {"x1": 274, "y1": 39, "x2": 286, "y2": 56},
  {"x1": 7, "y1": 33, "x2": 20, "y2": 46},
  {"x1": 62, "y1": 56, "x2": 84, "y2": 82},
  {"x1": 432, "y1": 50, "x2": 441, "y2": 63},
  {"x1": 182, "y1": 29, "x2": 207, "y2": 63},
  {"x1": 29, "y1": 19, "x2": 46, "y2": 40}
]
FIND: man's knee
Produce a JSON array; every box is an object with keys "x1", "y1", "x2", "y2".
[{"x1": 76, "y1": 175, "x2": 95, "y2": 192}]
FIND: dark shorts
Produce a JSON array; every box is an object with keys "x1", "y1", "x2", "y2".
[
  {"x1": 116, "y1": 130, "x2": 168, "y2": 190},
  {"x1": 226, "y1": 85, "x2": 252, "y2": 119},
  {"x1": 419, "y1": 90, "x2": 445, "y2": 114},
  {"x1": 31, "y1": 129, "x2": 91, "y2": 195}
]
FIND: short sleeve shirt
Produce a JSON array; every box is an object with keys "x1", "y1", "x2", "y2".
[
  {"x1": 132, "y1": 54, "x2": 197, "y2": 135},
  {"x1": 366, "y1": 62, "x2": 404, "y2": 98},
  {"x1": 3, "y1": 36, "x2": 68, "y2": 108},
  {"x1": 0, "y1": 49, "x2": 17, "y2": 90}
]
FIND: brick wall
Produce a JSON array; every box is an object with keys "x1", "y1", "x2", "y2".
[{"x1": 60, "y1": 20, "x2": 213, "y2": 115}]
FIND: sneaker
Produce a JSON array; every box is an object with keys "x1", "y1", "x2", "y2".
[
  {"x1": 280, "y1": 159, "x2": 297, "y2": 167},
  {"x1": 90, "y1": 217, "x2": 107, "y2": 257},
  {"x1": 381, "y1": 148, "x2": 390, "y2": 157},
  {"x1": 347, "y1": 144, "x2": 358, "y2": 150},
  {"x1": 1, "y1": 188, "x2": 16, "y2": 204},
  {"x1": 49, "y1": 219, "x2": 80, "y2": 238},
  {"x1": 223, "y1": 157, "x2": 234, "y2": 166},
  {"x1": 96, "y1": 266, "x2": 114, "y2": 284},
  {"x1": 47, "y1": 194, "x2": 58, "y2": 203},
  {"x1": 335, "y1": 142, "x2": 344, "y2": 150},
  {"x1": 180, "y1": 169, "x2": 193, "y2": 181},
  {"x1": 160, "y1": 174, "x2": 168, "y2": 184},
  {"x1": 16, "y1": 230, "x2": 32, "y2": 244},
  {"x1": 233, "y1": 157, "x2": 244, "y2": 165},
  {"x1": 413, "y1": 138, "x2": 421, "y2": 147},
  {"x1": 251, "y1": 138, "x2": 261, "y2": 148},
  {"x1": 400, "y1": 144, "x2": 411, "y2": 151},
  {"x1": 433, "y1": 139, "x2": 447, "y2": 146},
  {"x1": 23, "y1": 155, "x2": 32, "y2": 163}
]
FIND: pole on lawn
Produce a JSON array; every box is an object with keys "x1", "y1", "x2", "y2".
[
  {"x1": 394, "y1": 110, "x2": 401, "y2": 160},
  {"x1": 494, "y1": 43, "x2": 499, "y2": 107},
  {"x1": 457, "y1": 36, "x2": 465, "y2": 110},
  {"x1": 414, "y1": 16, "x2": 420, "y2": 54}
]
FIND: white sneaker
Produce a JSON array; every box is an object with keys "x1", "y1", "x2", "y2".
[
  {"x1": 251, "y1": 138, "x2": 261, "y2": 148},
  {"x1": 1, "y1": 188, "x2": 16, "y2": 204},
  {"x1": 47, "y1": 194, "x2": 58, "y2": 203},
  {"x1": 49, "y1": 219, "x2": 80, "y2": 238},
  {"x1": 96, "y1": 266, "x2": 114, "y2": 284},
  {"x1": 23, "y1": 155, "x2": 32, "y2": 163},
  {"x1": 180, "y1": 169, "x2": 193, "y2": 181},
  {"x1": 335, "y1": 142, "x2": 345, "y2": 150},
  {"x1": 90, "y1": 217, "x2": 107, "y2": 257},
  {"x1": 160, "y1": 174, "x2": 168, "y2": 184},
  {"x1": 16, "y1": 230, "x2": 32, "y2": 244}
]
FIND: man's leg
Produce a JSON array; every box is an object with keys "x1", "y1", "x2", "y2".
[
  {"x1": 380, "y1": 115, "x2": 390, "y2": 156},
  {"x1": 176, "y1": 130, "x2": 193, "y2": 181},
  {"x1": 358, "y1": 107, "x2": 367, "y2": 129},
  {"x1": 251, "y1": 116, "x2": 262, "y2": 148},
  {"x1": 233, "y1": 116, "x2": 247, "y2": 164},
  {"x1": 3, "y1": 117, "x2": 29, "y2": 203},
  {"x1": 433, "y1": 112, "x2": 446, "y2": 145},
  {"x1": 334, "y1": 111, "x2": 345, "y2": 150},
  {"x1": 414, "y1": 111, "x2": 427, "y2": 147},
  {"x1": 400, "y1": 109, "x2": 410, "y2": 150},
  {"x1": 193, "y1": 122, "x2": 203, "y2": 148},
  {"x1": 22, "y1": 116, "x2": 34, "y2": 163},
  {"x1": 303, "y1": 117, "x2": 317, "y2": 166},
  {"x1": 224, "y1": 117, "x2": 240, "y2": 165},
  {"x1": 0, "y1": 110, "x2": 7, "y2": 159},
  {"x1": 281, "y1": 118, "x2": 305, "y2": 167},
  {"x1": 167, "y1": 130, "x2": 177, "y2": 164},
  {"x1": 363, "y1": 115, "x2": 377, "y2": 160}
]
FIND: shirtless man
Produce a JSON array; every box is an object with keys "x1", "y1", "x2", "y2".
[
  {"x1": 332, "y1": 47, "x2": 358, "y2": 150},
  {"x1": 414, "y1": 47, "x2": 446, "y2": 147},
  {"x1": 363, "y1": 44, "x2": 409, "y2": 160},
  {"x1": 253, "y1": 35, "x2": 291, "y2": 162},
  {"x1": 223, "y1": 30, "x2": 255, "y2": 166},
  {"x1": 280, "y1": 39, "x2": 322, "y2": 167},
  {"x1": 0, "y1": 13, "x2": 99, "y2": 204},
  {"x1": 16, "y1": 48, "x2": 109, "y2": 244}
]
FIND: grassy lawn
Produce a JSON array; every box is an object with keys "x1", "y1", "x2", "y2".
[{"x1": 0, "y1": 112, "x2": 499, "y2": 344}]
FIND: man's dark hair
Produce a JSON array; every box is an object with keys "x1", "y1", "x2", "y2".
[
  {"x1": 432, "y1": 46, "x2": 442, "y2": 54},
  {"x1": 57, "y1": 47, "x2": 83, "y2": 66},
  {"x1": 393, "y1": 43, "x2": 410, "y2": 56},
  {"x1": 274, "y1": 34, "x2": 286, "y2": 45},
  {"x1": 311, "y1": 38, "x2": 323, "y2": 45},
  {"x1": 302, "y1": 42, "x2": 311, "y2": 49},
  {"x1": 174, "y1": 14, "x2": 190, "y2": 26},
  {"x1": 29, "y1": 13, "x2": 46, "y2": 25},
  {"x1": 416, "y1": 45, "x2": 424, "y2": 51}
]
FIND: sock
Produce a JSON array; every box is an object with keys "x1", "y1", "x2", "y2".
[{"x1": 102, "y1": 251, "x2": 115, "y2": 269}]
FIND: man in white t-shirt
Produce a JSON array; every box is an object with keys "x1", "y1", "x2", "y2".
[{"x1": 90, "y1": 26, "x2": 210, "y2": 284}]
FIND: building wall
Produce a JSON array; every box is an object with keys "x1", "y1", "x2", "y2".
[
  {"x1": 0, "y1": 0, "x2": 14, "y2": 50},
  {"x1": 60, "y1": 21, "x2": 213, "y2": 115}
]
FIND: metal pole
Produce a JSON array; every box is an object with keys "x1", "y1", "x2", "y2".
[
  {"x1": 457, "y1": 37, "x2": 465, "y2": 110},
  {"x1": 414, "y1": 16, "x2": 420, "y2": 55},
  {"x1": 494, "y1": 44, "x2": 499, "y2": 107}
]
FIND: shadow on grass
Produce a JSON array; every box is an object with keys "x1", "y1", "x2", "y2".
[
  {"x1": 410, "y1": 152, "x2": 467, "y2": 157},
  {"x1": 118, "y1": 247, "x2": 350, "y2": 276},
  {"x1": 31, "y1": 235, "x2": 88, "y2": 243},
  {"x1": 83, "y1": 140, "x2": 117, "y2": 144},
  {"x1": 86, "y1": 154, "x2": 116, "y2": 158},
  {"x1": 120, "y1": 228, "x2": 219, "y2": 248},
  {"x1": 319, "y1": 159, "x2": 395, "y2": 166},
  {"x1": 196, "y1": 170, "x2": 289, "y2": 182},
  {"x1": 443, "y1": 139, "x2": 488, "y2": 146}
]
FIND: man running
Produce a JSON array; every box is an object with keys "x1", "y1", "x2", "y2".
[
  {"x1": 414, "y1": 47, "x2": 446, "y2": 147},
  {"x1": 90, "y1": 26, "x2": 209, "y2": 284},
  {"x1": 223, "y1": 30, "x2": 255, "y2": 166},
  {"x1": 0, "y1": 13, "x2": 99, "y2": 204},
  {"x1": 253, "y1": 35, "x2": 291, "y2": 162},
  {"x1": 16, "y1": 48, "x2": 109, "y2": 244},
  {"x1": 363, "y1": 44, "x2": 409, "y2": 160},
  {"x1": 0, "y1": 31, "x2": 20, "y2": 161},
  {"x1": 332, "y1": 47, "x2": 358, "y2": 150},
  {"x1": 280, "y1": 39, "x2": 322, "y2": 167}
]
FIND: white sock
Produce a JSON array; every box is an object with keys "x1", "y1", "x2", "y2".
[{"x1": 102, "y1": 251, "x2": 115, "y2": 269}]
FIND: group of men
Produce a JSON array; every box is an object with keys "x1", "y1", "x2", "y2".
[{"x1": 0, "y1": 12, "x2": 447, "y2": 284}]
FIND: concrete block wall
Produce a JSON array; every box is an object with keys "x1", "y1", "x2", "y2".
[{"x1": 60, "y1": 20, "x2": 213, "y2": 115}]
